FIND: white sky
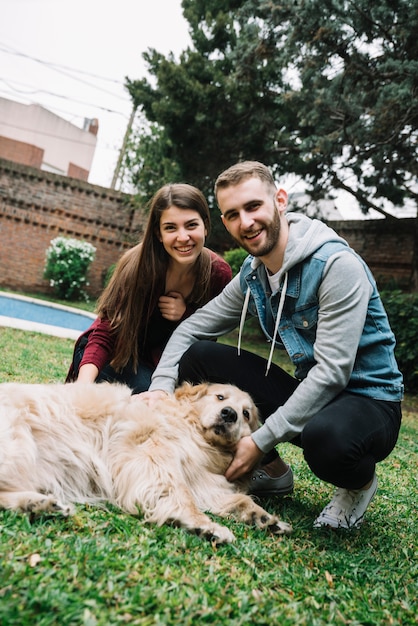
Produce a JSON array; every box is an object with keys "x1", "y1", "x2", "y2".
[{"x1": 0, "y1": 0, "x2": 191, "y2": 188}]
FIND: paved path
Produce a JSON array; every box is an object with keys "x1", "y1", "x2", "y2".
[{"x1": 0, "y1": 291, "x2": 96, "y2": 339}]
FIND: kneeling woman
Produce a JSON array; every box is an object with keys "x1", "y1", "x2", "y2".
[{"x1": 66, "y1": 184, "x2": 232, "y2": 393}]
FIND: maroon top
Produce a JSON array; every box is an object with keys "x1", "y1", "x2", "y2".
[{"x1": 66, "y1": 250, "x2": 232, "y2": 381}]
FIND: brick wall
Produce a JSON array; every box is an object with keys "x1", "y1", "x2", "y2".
[
  {"x1": 331, "y1": 218, "x2": 417, "y2": 291},
  {"x1": 0, "y1": 157, "x2": 416, "y2": 298},
  {"x1": 0, "y1": 158, "x2": 145, "y2": 297}
]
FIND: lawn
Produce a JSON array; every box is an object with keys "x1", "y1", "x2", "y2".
[{"x1": 0, "y1": 326, "x2": 416, "y2": 625}]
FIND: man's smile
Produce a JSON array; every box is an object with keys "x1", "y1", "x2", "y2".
[{"x1": 243, "y1": 229, "x2": 263, "y2": 240}]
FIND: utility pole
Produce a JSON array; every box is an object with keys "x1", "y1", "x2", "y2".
[{"x1": 111, "y1": 105, "x2": 137, "y2": 190}]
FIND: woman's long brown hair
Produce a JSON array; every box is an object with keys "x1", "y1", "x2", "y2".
[{"x1": 96, "y1": 184, "x2": 212, "y2": 371}]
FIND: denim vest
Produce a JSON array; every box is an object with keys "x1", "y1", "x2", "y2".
[{"x1": 239, "y1": 243, "x2": 404, "y2": 401}]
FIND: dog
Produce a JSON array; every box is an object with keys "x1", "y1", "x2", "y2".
[{"x1": 0, "y1": 380, "x2": 292, "y2": 543}]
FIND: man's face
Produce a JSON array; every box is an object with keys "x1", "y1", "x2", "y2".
[{"x1": 218, "y1": 177, "x2": 287, "y2": 258}]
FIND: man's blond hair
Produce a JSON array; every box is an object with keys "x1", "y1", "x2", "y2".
[{"x1": 214, "y1": 161, "x2": 276, "y2": 198}]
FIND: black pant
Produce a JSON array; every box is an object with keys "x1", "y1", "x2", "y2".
[
  {"x1": 178, "y1": 341, "x2": 402, "y2": 489},
  {"x1": 73, "y1": 342, "x2": 153, "y2": 395}
]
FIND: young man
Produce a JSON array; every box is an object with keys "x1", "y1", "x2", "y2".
[{"x1": 140, "y1": 161, "x2": 403, "y2": 530}]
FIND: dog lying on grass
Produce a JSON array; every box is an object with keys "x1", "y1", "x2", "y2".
[{"x1": 0, "y1": 381, "x2": 291, "y2": 543}]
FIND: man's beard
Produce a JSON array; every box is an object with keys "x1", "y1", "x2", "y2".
[{"x1": 239, "y1": 210, "x2": 281, "y2": 257}]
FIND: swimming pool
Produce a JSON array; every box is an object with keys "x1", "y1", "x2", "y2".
[{"x1": 0, "y1": 292, "x2": 96, "y2": 339}]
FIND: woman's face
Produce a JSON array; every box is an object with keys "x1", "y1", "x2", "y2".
[{"x1": 158, "y1": 205, "x2": 207, "y2": 266}]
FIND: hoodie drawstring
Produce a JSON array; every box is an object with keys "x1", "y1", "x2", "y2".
[
  {"x1": 237, "y1": 286, "x2": 251, "y2": 356},
  {"x1": 266, "y1": 272, "x2": 288, "y2": 375},
  {"x1": 238, "y1": 272, "x2": 289, "y2": 376}
]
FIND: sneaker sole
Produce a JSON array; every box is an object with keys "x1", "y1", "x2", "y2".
[{"x1": 251, "y1": 486, "x2": 294, "y2": 498}]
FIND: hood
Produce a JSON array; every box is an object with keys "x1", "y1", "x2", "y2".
[
  {"x1": 249, "y1": 213, "x2": 349, "y2": 278},
  {"x1": 238, "y1": 213, "x2": 350, "y2": 375},
  {"x1": 283, "y1": 212, "x2": 349, "y2": 272}
]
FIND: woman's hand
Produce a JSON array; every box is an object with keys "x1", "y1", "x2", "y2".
[
  {"x1": 158, "y1": 291, "x2": 186, "y2": 321},
  {"x1": 225, "y1": 436, "x2": 264, "y2": 482}
]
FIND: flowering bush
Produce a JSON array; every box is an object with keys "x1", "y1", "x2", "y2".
[{"x1": 44, "y1": 236, "x2": 96, "y2": 301}]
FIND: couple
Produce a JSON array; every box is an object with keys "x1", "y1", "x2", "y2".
[{"x1": 71, "y1": 161, "x2": 404, "y2": 531}]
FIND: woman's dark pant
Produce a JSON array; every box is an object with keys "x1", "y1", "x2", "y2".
[
  {"x1": 178, "y1": 341, "x2": 402, "y2": 489},
  {"x1": 73, "y1": 343, "x2": 153, "y2": 394}
]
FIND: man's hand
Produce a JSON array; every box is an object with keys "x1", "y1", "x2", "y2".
[
  {"x1": 225, "y1": 436, "x2": 264, "y2": 482},
  {"x1": 158, "y1": 291, "x2": 186, "y2": 321},
  {"x1": 134, "y1": 389, "x2": 170, "y2": 407}
]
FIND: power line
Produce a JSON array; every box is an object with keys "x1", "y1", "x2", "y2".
[
  {"x1": 0, "y1": 119, "x2": 101, "y2": 147},
  {"x1": 0, "y1": 89, "x2": 131, "y2": 133},
  {"x1": 0, "y1": 78, "x2": 129, "y2": 115},
  {"x1": 0, "y1": 119, "x2": 133, "y2": 154},
  {"x1": 0, "y1": 40, "x2": 137, "y2": 179},
  {"x1": 0, "y1": 42, "x2": 129, "y2": 101},
  {"x1": 0, "y1": 42, "x2": 126, "y2": 85}
]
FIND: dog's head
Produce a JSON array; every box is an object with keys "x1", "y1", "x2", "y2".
[{"x1": 175, "y1": 382, "x2": 260, "y2": 448}]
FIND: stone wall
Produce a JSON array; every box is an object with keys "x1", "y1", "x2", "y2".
[{"x1": 0, "y1": 158, "x2": 145, "y2": 297}]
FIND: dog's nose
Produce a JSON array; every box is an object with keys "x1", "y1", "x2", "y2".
[{"x1": 221, "y1": 407, "x2": 237, "y2": 423}]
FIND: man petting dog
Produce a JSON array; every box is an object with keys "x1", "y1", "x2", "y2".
[{"x1": 139, "y1": 160, "x2": 403, "y2": 531}]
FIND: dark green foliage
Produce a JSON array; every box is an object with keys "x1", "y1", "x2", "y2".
[
  {"x1": 224, "y1": 247, "x2": 249, "y2": 276},
  {"x1": 381, "y1": 290, "x2": 418, "y2": 392},
  {"x1": 124, "y1": 0, "x2": 417, "y2": 225},
  {"x1": 102, "y1": 263, "x2": 116, "y2": 288}
]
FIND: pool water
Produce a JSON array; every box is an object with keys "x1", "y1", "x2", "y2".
[{"x1": 0, "y1": 294, "x2": 95, "y2": 331}]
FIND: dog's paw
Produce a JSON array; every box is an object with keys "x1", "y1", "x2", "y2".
[
  {"x1": 268, "y1": 518, "x2": 293, "y2": 535},
  {"x1": 255, "y1": 512, "x2": 293, "y2": 535},
  {"x1": 197, "y1": 522, "x2": 236, "y2": 544},
  {"x1": 50, "y1": 499, "x2": 75, "y2": 517},
  {"x1": 27, "y1": 496, "x2": 75, "y2": 516}
]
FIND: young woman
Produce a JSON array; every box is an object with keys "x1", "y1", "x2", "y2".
[{"x1": 66, "y1": 183, "x2": 232, "y2": 393}]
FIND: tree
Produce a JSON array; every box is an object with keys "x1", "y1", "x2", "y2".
[
  {"x1": 266, "y1": 0, "x2": 418, "y2": 217},
  {"x1": 122, "y1": 118, "x2": 182, "y2": 201},
  {"x1": 125, "y1": 0, "x2": 295, "y2": 247},
  {"x1": 124, "y1": 0, "x2": 417, "y2": 241}
]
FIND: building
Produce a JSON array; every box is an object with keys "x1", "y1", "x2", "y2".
[{"x1": 0, "y1": 97, "x2": 98, "y2": 182}]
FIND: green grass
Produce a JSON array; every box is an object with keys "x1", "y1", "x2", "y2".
[{"x1": 0, "y1": 327, "x2": 417, "y2": 625}]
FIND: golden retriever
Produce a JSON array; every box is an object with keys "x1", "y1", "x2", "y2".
[{"x1": 0, "y1": 381, "x2": 291, "y2": 543}]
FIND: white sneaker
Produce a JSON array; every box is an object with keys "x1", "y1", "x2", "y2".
[{"x1": 314, "y1": 474, "x2": 378, "y2": 530}]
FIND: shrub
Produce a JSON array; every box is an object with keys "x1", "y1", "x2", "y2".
[
  {"x1": 44, "y1": 236, "x2": 96, "y2": 301},
  {"x1": 224, "y1": 248, "x2": 248, "y2": 276},
  {"x1": 103, "y1": 263, "x2": 116, "y2": 288},
  {"x1": 381, "y1": 290, "x2": 418, "y2": 393}
]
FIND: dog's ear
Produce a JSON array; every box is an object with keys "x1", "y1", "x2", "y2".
[{"x1": 175, "y1": 381, "x2": 209, "y2": 402}]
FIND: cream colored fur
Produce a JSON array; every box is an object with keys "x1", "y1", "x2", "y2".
[{"x1": 0, "y1": 381, "x2": 291, "y2": 543}]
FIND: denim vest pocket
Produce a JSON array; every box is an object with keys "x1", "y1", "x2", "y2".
[
  {"x1": 291, "y1": 306, "x2": 318, "y2": 355},
  {"x1": 278, "y1": 305, "x2": 318, "y2": 375},
  {"x1": 291, "y1": 305, "x2": 318, "y2": 341}
]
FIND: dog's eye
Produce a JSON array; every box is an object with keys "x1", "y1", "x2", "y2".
[
  {"x1": 243, "y1": 409, "x2": 250, "y2": 420},
  {"x1": 216, "y1": 394, "x2": 225, "y2": 401}
]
